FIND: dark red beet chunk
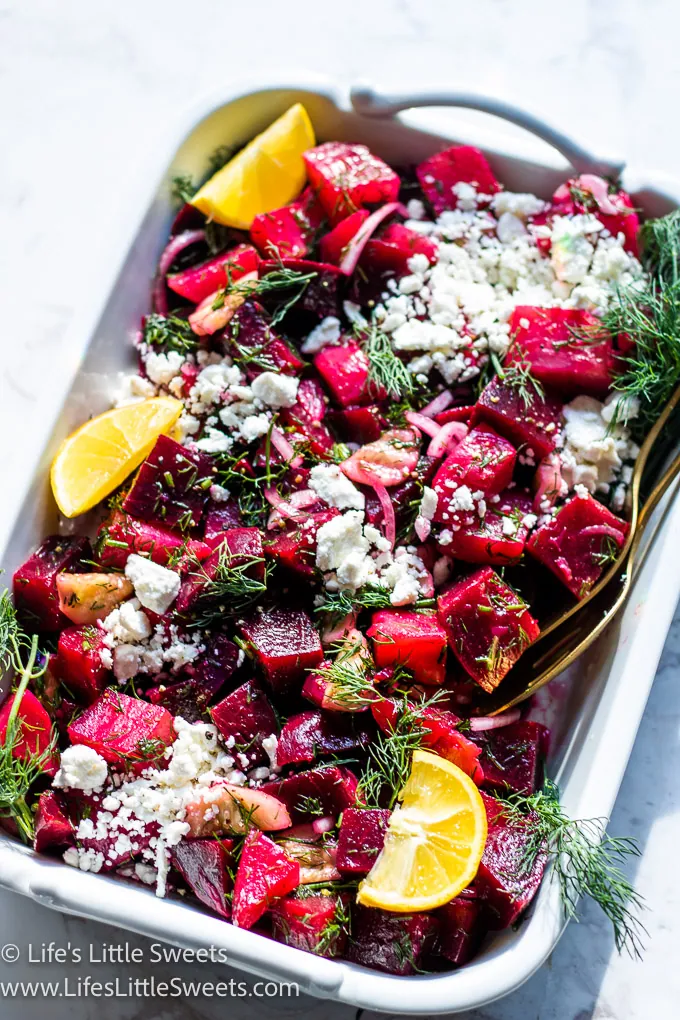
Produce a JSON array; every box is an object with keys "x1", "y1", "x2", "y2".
[
  {"x1": 231, "y1": 829, "x2": 299, "y2": 929},
  {"x1": 202, "y1": 501, "x2": 243, "y2": 545},
  {"x1": 280, "y1": 379, "x2": 335, "y2": 458},
  {"x1": 238, "y1": 608, "x2": 323, "y2": 693},
  {"x1": 146, "y1": 680, "x2": 207, "y2": 723},
  {"x1": 0, "y1": 690, "x2": 57, "y2": 775},
  {"x1": 478, "y1": 720, "x2": 548, "y2": 796},
  {"x1": 363, "y1": 223, "x2": 438, "y2": 275},
  {"x1": 367, "y1": 610, "x2": 448, "y2": 685},
  {"x1": 416, "y1": 144, "x2": 500, "y2": 215},
  {"x1": 166, "y1": 244, "x2": 259, "y2": 303},
  {"x1": 303, "y1": 142, "x2": 400, "y2": 222},
  {"x1": 184, "y1": 631, "x2": 241, "y2": 699},
  {"x1": 437, "y1": 489, "x2": 535, "y2": 566},
  {"x1": 438, "y1": 567, "x2": 540, "y2": 692},
  {"x1": 337, "y1": 807, "x2": 390, "y2": 874},
  {"x1": 527, "y1": 491, "x2": 629, "y2": 599},
  {"x1": 53, "y1": 625, "x2": 110, "y2": 704},
  {"x1": 13, "y1": 535, "x2": 90, "y2": 632},
  {"x1": 227, "y1": 301, "x2": 304, "y2": 376},
  {"x1": 328, "y1": 404, "x2": 385, "y2": 444},
  {"x1": 314, "y1": 341, "x2": 373, "y2": 407},
  {"x1": 436, "y1": 891, "x2": 483, "y2": 966},
  {"x1": 277, "y1": 710, "x2": 374, "y2": 768},
  {"x1": 67, "y1": 690, "x2": 175, "y2": 771},
  {"x1": 472, "y1": 376, "x2": 563, "y2": 461},
  {"x1": 432, "y1": 428, "x2": 517, "y2": 523},
  {"x1": 122, "y1": 434, "x2": 213, "y2": 530},
  {"x1": 272, "y1": 892, "x2": 348, "y2": 957},
  {"x1": 262, "y1": 766, "x2": 358, "y2": 823},
  {"x1": 33, "y1": 792, "x2": 74, "y2": 854},
  {"x1": 476, "y1": 791, "x2": 547, "y2": 928},
  {"x1": 250, "y1": 188, "x2": 324, "y2": 259},
  {"x1": 97, "y1": 511, "x2": 211, "y2": 571},
  {"x1": 259, "y1": 259, "x2": 342, "y2": 319},
  {"x1": 175, "y1": 527, "x2": 264, "y2": 615},
  {"x1": 346, "y1": 906, "x2": 439, "y2": 975},
  {"x1": 265, "y1": 509, "x2": 339, "y2": 578},
  {"x1": 371, "y1": 699, "x2": 484, "y2": 783},
  {"x1": 506, "y1": 307, "x2": 616, "y2": 399},
  {"x1": 210, "y1": 680, "x2": 278, "y2": 767},
  {"x1": 171, "y1": 838, "x2": 234, "y2": 919}
]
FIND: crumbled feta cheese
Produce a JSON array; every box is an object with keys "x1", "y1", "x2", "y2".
[
  {"x1": 301, "y1": 316, "x2": 342, "y2": 354},
  {"x1": 250, "y1": 371, "x2": 300, "y2": 409},
  {"x1": 209, "y1": 483, "x2": 231, "y2": 503},
  {"x1": 560, "y1": 395, "x2": 638, "y2": 495},
  {"x1": 102, "y1": 599, "x2": 152, "y2": 645},
  {"x1": 188, "y1": 361, "x2": 241, "y2": 414},
  {"x1": 114, "y1": 373, "x2": 157, "y2": 407},
  {"x1": 125, "y1": 555, "x2": 181, "y2": 615},
  {"x1": 451, "y1": 485, "x2": 475, "y2": 512},
  {"x1": 145, "y1": 351, "x2": 185, "y2": 387},
  {"x1": 419, "y1": 486, "x2": 438, "y2": 521},
  {"x1": 238, "y1": 413, "x2": 271, "y2": 442},
  {"x1": 407, "y1": 198, "x2": 426, "y2": 220},
  {"x1": 262, "y1": 734, "x2": 278, "y2": 771},
  {"x1": 309, "y1": 464, "x2": 365, "y2": 510},
  {"x1": 53, "y1": 745, "x2": 109, "y2": 794}
]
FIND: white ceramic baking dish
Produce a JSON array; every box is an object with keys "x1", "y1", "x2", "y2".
[{"x1": 1, "y1": 78, "x2": 679, "y2": 1016}]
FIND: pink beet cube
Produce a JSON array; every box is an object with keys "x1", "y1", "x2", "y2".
[
  {"x1": 314, "y1": 341, "x2": 373, "y2": 407},
  {"x1": 507, "y1": 306, "x2": 616, "y2": 399},
  {"x1": 67, "y1": 690, "x2": 175, "y2": 771},
  {"x1": 264, "y1": 509, "x2": 339, "y2": 578},
  {"x1": 227, "y1": 301, "x2": 304, "y2": 377},
  {"x1": 171, "y1": 838, "x2": 234, "y2": 919},
  {"x1": 363, "y1": 223, "x2": 438, "y2": 275},
  {"x1": 123, "y1": 434, "x2": 214, "y2": 531},
  {"x1": 346, "y1": 906, "x2": 439, "y2": 975},
  {"x1": 327, "y1": 404, "x2": 385, "y2": 444},
  {"x1": 416, "y1": 145, "x2": 500, "y2": 215},
  {"x1": 437, "y1": 567, "x2": 540, "y2": 692},
  {"x1": 175, "y1": 526, "x2": 264, "y2": 614},
  {"x1": 337, "y1": 807, "x2": 391, "y2": 874},
  {"x1": 472, "y1": 376, "x2": 563, "y2": 461},
  {"x1": 527, "y1": 491, "x2": 629, "y2": 599},
  {"x1": 238, "y1": 608, "x2": 323, "y2": 693},
  {"x1": 53, "y1": 625, "x2": 110, "y2": 704},
  {"x1": 432, "y1": 428, "x2": 517, "y2": 523},
  {"x1": 13, "y1": 536, "x2": 90, "y2": 632},
  {"x1": 262, "y1": 765, "x2": 359, "y2": 823},
  {"x1": 0, "y1": 690, "x2": 57, "y2": 775},
  {"x1": 97, "y1": 511, "x2": 211, "y2": 571},
  {"x1": 437, "y1": 489, "x2": 534, "y2": 566},
  {"x1": 367, "y1": 610, "x2": 448, "y2": 685},
  {"x1": 166, "y1": 244, "x2": 259, "y2": 303},
  {"x1": 210, "y1": 680, "x2": 278, "y2": 768},
  {"x1": 250, "y1": 188, "x2": 323, "y2": 259},
  {"x1": 303, "y1": 142, "x2": 400, "y2": 222},
  {"x1": 231, "y1": 829, "x2": 300, "y2": 929},
  {"x1": 271, "y1": 893, "x2": 348, "y2": 957}
]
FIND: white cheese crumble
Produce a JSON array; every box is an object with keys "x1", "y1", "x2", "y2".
[
  {"x1": 124, "y1": 555, "x2": 181, "y2": 616},
  {"x1": 559, "y1": 394, "x2": 639, "y2": 497},
  {"x1": 145, "y1": 351, "x2": 185, "y2": 387},
  {"x1": 53, "y1": 745, "x2": 109, "y2": 795},
  {"x1": 301, "y1": 316, "x2": 342, "y2": 354},
  {"x1": 99, "y1": 602, "x2": 204, "y2": 682},
  {"x1": 309, "y1": 464, "x2": 365, "y2": 511},
  {"x1": 250, "y1": 371, "x2": 300, "y2": 409}
]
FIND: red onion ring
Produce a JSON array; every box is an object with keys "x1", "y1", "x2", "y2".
[
  {"x1": 427, "y1": 421, "x2": 469, "y2": 460},
  {"x1": 263, "y1": 487, "x2": 302, "y2": 523},
  {"x1": 270, "y1": 427, "x2": 303, "y2": 468},
  {"x1": 419, "y1": 390, "x2": 454, "y2": 418},
  {"x1": 469, "y1": 709, "x2": 521, "y2": 732},
  {"x1": 312, "y1": 816, "x2": 336, "y2": 835},
  {"x1": 339, "y1": 202, "x2": 403, "y2": 275},
  {"x1": 372, "y1": 482, "x2": 396, "y2": 549},
  {"x1": 404, "y1": 410, "x2": 441, "y2": 438},
  {"x1": 152, "y1": 229, "x2": 205, "y2": 314}
]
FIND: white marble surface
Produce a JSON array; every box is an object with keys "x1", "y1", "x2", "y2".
[{"x1": 1, "y1": 0, "x2": 679, "y2": 1016}]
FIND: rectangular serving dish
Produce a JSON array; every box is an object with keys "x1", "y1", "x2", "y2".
[{"x1": 1, "y1": 78, "x2": 679, "y2": 1016}]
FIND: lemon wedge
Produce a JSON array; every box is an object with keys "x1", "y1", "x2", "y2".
[
  {"x1": 357, "y1": 749, "x2": 488, "y2": 912},
  {"x1": 190, "y1": 103, "x2": 315, "y2": 229},
  {"x1": 51, "y1": 397, "x2": 182, "y2": 517}
]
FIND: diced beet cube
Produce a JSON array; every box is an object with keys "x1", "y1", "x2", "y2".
[
  {"x1": 472, "y1": 376, "x2": 563, "y2": 461},
  {"x1": 175, "y1": 527, "x2": 264, "y2": 615},
  {"x1": 13, "y1": 536, "x2": 91, "y2": 632},
  {"x1": 146, "y1": 681, "x2": 206, "y2": 723},
  {"x1": 371, "y1": 699, "x2": 484, "y2": 783},
  {"x1": 0, "y1": 690, "x2": 57, "y2": 775},
  {"x1": 507, "y1": 307, "x2": 616, "y2": 399},
  {"x1": 432, "y1": 428, "x2": 517, "y2": 523},
  {"x1": 319, "y1": 209, "x2": 370, "y2": 264},
  {"x1": 337, "y1": 807, "x2": 390, "y2": 874},
  {"x1": 416, "y1": 145, "x2": 500, "y2": 215},
  {"x1": 478, "y1": 720, "x2": 547, "y2": 796},
  {"x1": 435, "y1": 405, "x2": 474, "y2": 426},
  {"x1": 303, "y1": 142, "x2": 401, "y2": 222},
  {"x1": 67, "y1": 690, "x2": 175, "y2": 771},
  {"x1": 202, "y1": 501, "x2": 243, "y2": 545},
  {"x1": 53, "y1": 625, "x2": 110, "y2": 704},
  {"x1": 33, "y1": 791, "x2": 74, "y2": 854},
  {"x1": 272, "y1": 892, "x2": 348, "y2": 957},
  {"x1": 97, "y1": 511, "x2": 211, "y2": 571},
  {"x1": 184, "y1": 631, "x2": 241, "y2": 699},
  {"x1": 346, "y1": 906, "x2": 439, "y2": 975},
  {"x1": 250, "y1": 188, "x2": 324, "y2": 259},
  {"x1": 327, "y1": 404, "x2": 385, "y2": 444},
  {"x1": 550, "y1": 176, "x2": 640, "y2": 256},
  {"x1": 527, "y1": 491, "x2": 628, "y2": 599},
  {"x1": 314, "y1": 340, "x2": 373, "y2": 407},
  {"x1": 264, "y1": 508, "x2": 339, "y2": 578},
  {"x1": 122, "y1": 434, "x2": 213, "y2": 531},
  {"x1": 363, "y1": 223, "x2": 438, "y2": 275},
  {"x1": 437, "y1": 891, "x2": 482, "y2": 966},
  {"x1": 476, "y1": 791, "x2": 547, "y2": 928},
  {"x1": 210, "y1": 680, "x2": 278, "y2": 767},
  {"x1": 367, "y1": 610, "x2": 448, "y2": 685},
  {"x1": 291, "y1": 376, "x2": 328, "y2": 421},
  {"x1": 438, "y1": 567, "x2": 540, "y2": 692},
  {"x1": 231, "y1": 829, "x2": 300, "y2": 929},
  {"x1": 238, "y1": 608, "x2": 323, "y2": 693},
  {"x1": 277, "y1": 710, "x2": 374, "y2": 768},
  {"x1": 65, "y1": 797, "x2": 159, "y2": 872},
  {"x1": 166, "y1": 244, "x2": 260, "y2": 303},
  {"x1": 227, "y1": 301, "x2": 304, "y2": 376},
  {"x1": 171, "y1": 838, "x2": 234, "y2": 918},
  {"x1": 437, "y1": 489, "x2": 534, "y2": 566},
  {"x1": 280, "y1": 377, "x2": 335, "y2": 459},
  {"x1": 262, "y1": 766, "x2": 358, "y2": 823},
  {"x1": 259, "y1": 259, "x2": 342, "y2": 319}
]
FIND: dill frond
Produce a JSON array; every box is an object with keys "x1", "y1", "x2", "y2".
[
  {"x1": 184, "y1": 547, "x2": 269, "y2": 628},
  {"x1": 142, "y1": 313, "x2": 198, "y2": 355},
  {"x1": 358, "y1": 323, "x2": 415, "y2": 401}
]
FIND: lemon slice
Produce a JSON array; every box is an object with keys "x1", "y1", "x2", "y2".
[
  {"x1": 51, "y1": 397, "x2": 182, "y2": 517},
  {"x1": 357, "y1": 749, "x2": 488, "y2": 912},
  {"x1": 190, "y1": 103, "x2": 315, "y2": 229}
]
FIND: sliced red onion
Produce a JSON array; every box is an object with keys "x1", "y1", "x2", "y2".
[
  {"x1": 372, "y1": 482, "x2": 396, "y2": 549},
  {"x1": 312, "y1": 815, "x2": 336, "y2": 835},
  {"x1": 266, "y1": 489, "x2": 318, "y2": 529},
  {"x1": 578, "y1": 174, "x2": 620, "y2": 215},
  {"x1": 270, "y1": 427, "x2": 303, "y2": 468},
  {"x1": 579, "y1": 524, "x2": 624, "y2": 541},
  {"x1": 419, "y1": 390, "x2": 454, "y2": 418},
  {"x1": 339, "y1": 202, "x2": 403, "y2": 275},
  {"x1": 427, "y1": 421, "x2": 469, "y2": 460},
  {"x1": 404, "y1": 410, "x2": 441, "y2": 438},
  {"x1": 284, "y1": 823, "x2": 320, "y2": 842},
  {"x1": 263, "y1": 487, "x2": 302, "y2": 523},
  {"x1": 153, "y1": 229, "x2": 205, "y2": 314},
  {"x1": 469, "y1": 709, "x2": 521, "y2": 732}
]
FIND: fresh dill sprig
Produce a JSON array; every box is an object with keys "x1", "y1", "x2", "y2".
[
  {"x1": 311, "y1": 640, "x2": 375, "y2": 710},
  {"x1": 493, "y1": 348, "x2": 545, "y2": 409},
  {"x1": 171, "y1": 174, "x2": 196, "y2": 206},
  {"x1": 499, "y1": 778, "x2": 646, "y2": 958},
  {"x1": 222, "y1": 266, "x2": 318, "y2": 327},
  {"x1": 207, "y1": 144, "x2": 236, "y2": 178},
  {"x1": 142, "y1": 313, "x2": 199, "y2": 355},
  {"x1": 640, "y1": 209, "x2": 680, "y2": 287},
  {"x1": 0, "y1": 591, "x2": 54, "y2": 843},
  {"x1": 314, "y1": 585, "x2": 397, "y2": 625},
  {"x1": 183, "y1": 547, "x2": 269, "y2": 628},
  {"x1": 357, "y1": 323, "x2": 415, "y2": 401}
]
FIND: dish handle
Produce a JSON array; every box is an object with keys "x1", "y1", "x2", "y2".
[{"x1": 350, "y1": 84, "x2": 625, "y2": 180}]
